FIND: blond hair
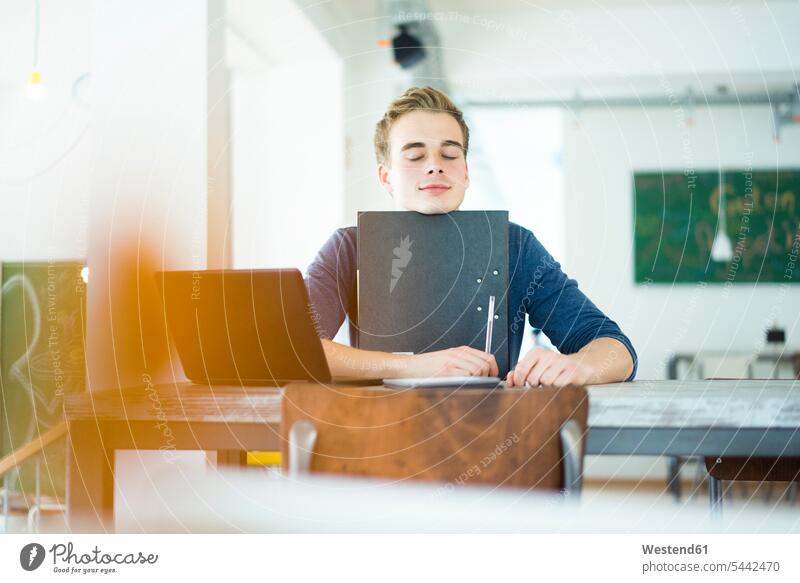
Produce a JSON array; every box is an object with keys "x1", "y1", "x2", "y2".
[{"x1": 374, "y1": 86, "x2": 469, "y2": 166}]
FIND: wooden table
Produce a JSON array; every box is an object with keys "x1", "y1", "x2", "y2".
[
  {"x1": 65, "y1": 381, "x2": 282, "y2": 531},
  {"x1": 65, "y1": 378, "x2": 800, "y2": 531}
]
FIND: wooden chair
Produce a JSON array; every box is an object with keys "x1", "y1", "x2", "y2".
[
  {"x1": 704, "y1": 351, "x2": 800, "y2": 513},
  {"x1": 281, "y1": 384, "x2": 588, "y2": 495},
  {"x1": 705, "y1": 457, "x2": 800, "y2": 513}
]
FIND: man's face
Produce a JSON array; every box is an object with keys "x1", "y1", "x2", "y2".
[{"x1": 378, "y1": 110, "x2": 469, "y2": 214}]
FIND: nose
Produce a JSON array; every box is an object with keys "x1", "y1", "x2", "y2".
[{"x1": 426, "y1": 165, "x2": 444, "y2": 175}]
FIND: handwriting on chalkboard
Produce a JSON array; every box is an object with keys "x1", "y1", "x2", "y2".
[{"x1": 634, "y1": 169, "x2": 800, "y2": 283}]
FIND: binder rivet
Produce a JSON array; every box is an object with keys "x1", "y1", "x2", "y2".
[
  {"x1": 476, "y1": 278, "x2": 482, "y2": 283},
  {"x1": 492, "y1": 269, "x2": 499, "y2": 275},
  {"x1": 494, "y1": 314, "x2": 499, "y2": 320},
  {"x1": 477, "y1": 306, "x2": 483, "y2": 311}
]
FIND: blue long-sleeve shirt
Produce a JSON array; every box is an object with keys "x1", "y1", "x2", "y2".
[{"x1": 305, "y1": 221, "x2": 637, "y2": 380}]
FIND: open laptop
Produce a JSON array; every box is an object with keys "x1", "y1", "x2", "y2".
[{"x1": 159, "y1": 269, "x2": 331, "y2": 385}]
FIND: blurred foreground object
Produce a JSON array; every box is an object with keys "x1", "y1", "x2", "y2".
[{"x1": 130, "y1": 470, "x2": 800, "y2": 534}]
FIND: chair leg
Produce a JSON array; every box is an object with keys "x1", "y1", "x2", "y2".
[
  {"x1": 788, "y1": 483, "x2": 798, "y2": 506},
  {"x1": 709, "y1": 475, "x2": 723, "y2": 516},
  {"x1": 691, "y1": 458, "x2": 706, "y2": 500},
  {"x1": 559, "y1": 419, "x2": 584, "y2": 498},
  {"x1": 1, "y1": 474, "x2": 9, "y2": 534},
  {"x1": 666, "y1": 457, "x2": 684, "y2": 502},
  {"x1": 288, "y1": 420, "x2": 318, "y2": 478},
  {"x1": 26, "y1": 505, "x2": 40, "y2": 534},
  {"x1": 34, "y1": 457, "x2": 41, "y2": 533}
]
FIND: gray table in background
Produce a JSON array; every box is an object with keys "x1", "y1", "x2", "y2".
[{"x1": 586, "y1": 379, "x2": 800, "y2": 458}]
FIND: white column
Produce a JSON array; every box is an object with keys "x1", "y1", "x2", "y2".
[
  {"x1": 207, "y1": 0, "x2": 232, "y2": 269},
  {"x1": 87, "y1": 0, "x2": 208, "y2": 390}
]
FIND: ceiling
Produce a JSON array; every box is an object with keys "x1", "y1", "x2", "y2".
[{"x1": 300, "y1": 0, "x2": 775, "y2": 23}]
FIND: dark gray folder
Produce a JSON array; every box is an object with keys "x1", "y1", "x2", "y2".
[{"x1": 357, "y1": 210, "x2": 509, "y2": 376}]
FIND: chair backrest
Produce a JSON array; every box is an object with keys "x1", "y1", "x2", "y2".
[
  {"x1": 706, "y1": 456, "x2": 800, "y2": 482},
  {"x1": 692, "y1": 353, "x2": 755, "y2": 380},
  {"x1": 702, "y1": 362, "x2": 800, "y2": 482},
  {"x1": 281, "y1": 384, "x2": 588, "y2": 493}
]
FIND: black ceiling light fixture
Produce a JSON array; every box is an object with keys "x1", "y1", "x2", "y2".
[{"x1": 392, "y1": 24, "x2": 426, "y2": 69}]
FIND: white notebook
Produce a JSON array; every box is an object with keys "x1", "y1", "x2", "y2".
[{"x1": 382, "y1": 376, "x2": 503, "y2": 389}]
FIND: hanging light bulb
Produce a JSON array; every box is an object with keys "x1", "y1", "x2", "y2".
[
  {"x1": 710, "y1": 176, "x2": 733, "y2": 263},
  {"x1": 26, "y1": 70, "x2": 45, "y2": 101},
  {"x1": 26, "y1": 0, "x2": 45, "y2": 101}
]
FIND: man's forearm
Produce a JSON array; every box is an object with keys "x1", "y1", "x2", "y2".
[
  {"x1": 575, "y1": 337, "x2": 635, "y2": 383},
  {"x1": 321, "y1": 339, "x2": 414, "y2": 380}
]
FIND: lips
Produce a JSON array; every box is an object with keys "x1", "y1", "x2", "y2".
[{"x1": 419, "y1": 183, "x2": 451, "y2": 194}]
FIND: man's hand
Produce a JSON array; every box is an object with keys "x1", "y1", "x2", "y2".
[
  {"x1": 320, "y1": 340, "x2": 499, "y2": 380},
  {"x1": 409, "y1": 346, "x2": 499, "y2": 377},
  {"x1": 506, "y1": 347, "x2": 597, "y2": 388}
]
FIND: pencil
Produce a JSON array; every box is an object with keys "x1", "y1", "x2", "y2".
[{"x1": 484, "y1": 295, "x2": 495, "y2": 353}]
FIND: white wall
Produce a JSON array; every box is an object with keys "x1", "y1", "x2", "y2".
[
  {"x1": 463, "y1": 107, "x2": 565, "y2": 261},
  {"x1": 342, "y1": 51, "x2": 412, "y2": 224},
  {"x1": 563, "y1": 104, "x2": 800, "y2": 381},
  {"x1": 0, "y1": 0, "x2": 93, "y2": 261},
  {"x1": 227, "y1": 0, "x2": 345, "y2": 272},
  {"x1": 231, "y1": 62, "x2": 344, "y2": 272}
]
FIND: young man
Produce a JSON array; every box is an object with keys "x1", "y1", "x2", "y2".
[{"x1": 306, "y1": 86, "x2": 637, "y2": 387}]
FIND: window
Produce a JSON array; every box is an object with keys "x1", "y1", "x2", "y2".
[
  {"x1": 464, "y1": 106, "x2": 564, "y2": 354},
  {"x1": 230, "y1": 1, "x2": 344, "y2": 272}
]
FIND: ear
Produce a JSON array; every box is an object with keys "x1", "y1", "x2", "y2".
[
  {"x1": 377, "y1": 162, "x2": 393, "y2": 195},
  {"x1": 463, "y1": 159, "x2": 470, "y2": 190}
]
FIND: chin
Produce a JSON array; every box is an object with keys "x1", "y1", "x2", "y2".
[
  {"x1": 414, "y1": 195, "x2": 463, "y2": 215},
  {"x1": 415, "y1": 205, "x2": 448, "y2": 215}
]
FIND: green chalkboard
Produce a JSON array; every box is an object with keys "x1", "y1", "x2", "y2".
[
  {"x1": 0, "y1": 262, "x2": 86, "y2": 500},
  {"x1": 633, "y1": 169, "x2": 800, "y2": 283}
]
